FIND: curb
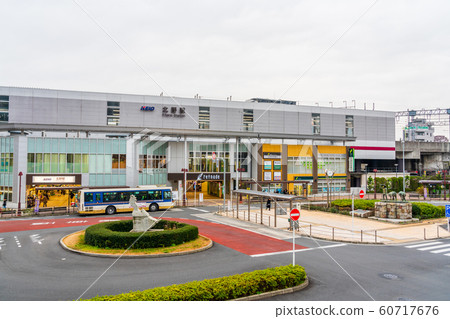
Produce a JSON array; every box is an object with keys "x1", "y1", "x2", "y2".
[
  {"x1": 59, "y1": 231, "x2": 214, "y2": 258},
  {"x1": 233, "y1": 276, "x2": 309, "y2": 301}
]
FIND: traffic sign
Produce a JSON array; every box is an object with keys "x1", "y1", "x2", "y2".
[
  {"x1": 290, "y1": 208, "x2": 300, "y2": 221},
  {"x1": 359, "y1": 189, "x2": 365, "y2": 199},
  {"x1": 445, "y1": 205, "x2": 450, "y2": 218},
  {"x1": 212, "y1": 152, "x2": 216, "y2": 160}
]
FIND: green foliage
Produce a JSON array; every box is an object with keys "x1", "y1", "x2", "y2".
[
  {"x1": 411, "y1": 203, "x2": 445, "y2": 219},
  {"x1": 84, "y1": 220, "x2": 198, "y2": 249},
  {"x1": 83, "y1": 265, "x2": 306, "y2": 301},
  {"x1": 331, "y1": 199, "x2": 378, "y2": 210}
]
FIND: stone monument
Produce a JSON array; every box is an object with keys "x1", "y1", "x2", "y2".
[{"x1": 129, "y1": 195, "x2": 159, "y2": 232}]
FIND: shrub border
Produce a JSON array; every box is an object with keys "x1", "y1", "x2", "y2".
[
  {"x1": 82, "y1": 265, "x2": 307, "y2": 301},
  {"x1": 60, "y1": 231, "x2": 213, "y2": 258}
]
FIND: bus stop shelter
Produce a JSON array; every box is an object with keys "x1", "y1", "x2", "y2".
[{"x1": 232, "y1": 189, "x2": 305, "y2": 227}]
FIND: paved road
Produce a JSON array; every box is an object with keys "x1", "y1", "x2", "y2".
[{"x1": 0, "y1": 206, "x2": 449, "y2": 301}]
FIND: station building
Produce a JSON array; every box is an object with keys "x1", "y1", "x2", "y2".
[{"x1": 0, "y1": 86, "x2": 395, "y2": 209}]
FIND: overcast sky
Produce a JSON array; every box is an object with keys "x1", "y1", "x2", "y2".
[{"x1": 1, "y1": 0, "x2": 450, "y2": 117}]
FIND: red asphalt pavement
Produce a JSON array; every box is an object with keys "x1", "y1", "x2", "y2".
[{"x1": 0, "y1": 216, "x2": 307, "y2": 256}]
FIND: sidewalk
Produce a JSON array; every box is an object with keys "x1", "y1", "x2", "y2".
[{"x1": 216, "y1": 207, "x2": 450, "y2": 244}]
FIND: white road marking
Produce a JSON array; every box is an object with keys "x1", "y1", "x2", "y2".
[
  {"x1": 250, "y1": 243, "x2": 347, "y2": 258},
  {"x1": 405, "y1": 241, "x2": 442, "y2": 248},
  {"x1": 31, "y1": 222, "x2": 56, "y2": 226},
  {"x1": 431, "y1": 247, "x2": 450, "y2": 254},
  {"x1": 67, "y1": 220, "x2": 88, "y2": 224},
  {"x1": 170, "y1": 208, "x2": 183, "y2": 212},
  {"x1": 190, "y1": 208, "x2": 209, "y2": 213},
  {"x1": 13, "y1": 236, "x2": 21, "y2": 248},
  {"x1": 30, "y1": 234, "x2": 44, "y2": 245},
  {"x1": 445, "y1": 253, "x2": 450, "y2": 257},
  {"x1": 418, "y1": 244, "x2": 450, "y2": 251},
  {"x1": 0, "y1": 238, "x2": 5, "y2": 250}
]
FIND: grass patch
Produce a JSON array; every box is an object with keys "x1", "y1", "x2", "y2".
[{"x1": 64, "y1": 231, "x2": 211, "y2": 256}]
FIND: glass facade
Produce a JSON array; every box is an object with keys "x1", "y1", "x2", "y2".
[
  {"x1": 188, "y1": 143, "x2": 230, "y2": 172},
  {"x1": 0, "y1": 137, "x2": 13, "y2": 201},
  {"x1": 318, "y1": 153, "x2": 346, "y2": 174},
  {"x1": 27, "y1": 137, "x2": 127, "y2": 186},
  {"x1": 138, "y1": 140, "x2": 168, "y2": 186},
  {"x1": 287, "y1": 156, "x2": 313, "y2": 174},
  {"x1": 345, "y1": 115, "x2": 354, "y2": 137}
]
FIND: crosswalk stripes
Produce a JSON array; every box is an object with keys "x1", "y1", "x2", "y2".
[
  {"x1": 405, "y1": 241, "x2": 450, "y2": 257},
  {"x1": 0, "y1": 234, "x2": 45, "y2": 251}
]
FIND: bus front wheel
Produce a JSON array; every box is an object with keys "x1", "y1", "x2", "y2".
[
  {"x1": 105, "y1": 206, "x2": 116, "y2": 215},
  {"x1": 149, "y1": 203, "x2": 159, "y2": 212}
]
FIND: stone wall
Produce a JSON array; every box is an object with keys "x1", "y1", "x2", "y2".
[{"x1": 374, "y1": 201, "x2": 412, "y2": 219}]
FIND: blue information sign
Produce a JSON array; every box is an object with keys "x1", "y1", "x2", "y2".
[{"x1": 445, "y1": 205, "x2": 450, "y2": 218}]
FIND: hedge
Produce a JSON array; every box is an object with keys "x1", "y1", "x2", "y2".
[
  {"x1": 411, "y1": 203, "x2": 445, "y2": 219},
  {"x1": 83, "y1": 265, "x2": 306, "y2": 301},
  {"x1": 331, "y1": 199, "x2": 378, "y2": 210},
  {"x1": 84, "y1": 220, "x2": 198, "y2": 249}
]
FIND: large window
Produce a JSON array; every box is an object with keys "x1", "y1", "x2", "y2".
[
  {"x1": 107, "y1": 101, "x2": 120, "y2": 126},
  {"x1": 312, "y1": 113, "x2": 320, "y2": 135},
  {"x1": 188, "y1": 151, "x2": 230, "y2": 172},
  {"x1": 0, "y1": 96, "x2": 9, "y2": 122},
  {"x1": 287, "y1": 156, "x2": 313, "y2": 174},
  {"x1": 318, "y1": 153, "x2": 346, "y2": 174},
  {"x1": 199, "y1": 107, "x2": 210, "y2": 129},
  {"x1": 345, "y1": 115, "x2": 354, "y2": 137},
  {"x1": 243, "y1": 109, "x2": 253, "y2": 131}
]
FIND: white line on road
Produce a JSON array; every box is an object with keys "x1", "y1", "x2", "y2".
[
  {"x1": 418, "y1": 244, "x2": 450, "y2": 251},
  {"x1": 405, "y1": 241, "x2": 442, "y2": 248},
  {"x1": 13, "y1": 236, "x2": 21, "y2": 248},
  {"x1": 431, "y1": 248, "x2": 450, "y2": 254},
  {"x1": 30, "y1": 234, "x2": 44, "y2": 245},
  {"x1": 250, "y1": 243, "x2": 347, "y2": 258},
  {"x1": 31, "y1": 222, "x2": 56, "y2": 226},
  {"x1": 190, "y1": 208, "x2": 209, "y2": 213},
  {"x1": 445, "y1": 253, "x2": 450, "y2": 257},
  {"x1": 67, "y1": 220, "x2": 88, "y2": 224}
]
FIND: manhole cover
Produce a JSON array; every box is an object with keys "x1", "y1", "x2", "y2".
[{"x1": 381, "y1": 273, "x2": 400, "y2": 280}]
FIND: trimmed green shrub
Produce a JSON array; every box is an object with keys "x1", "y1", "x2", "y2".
[
  {"x1": 83, "y1": 265, "x2": 306, "y2": 301},
  {"x1": 331, "y1": 199, "x2": 378, "y2": 210},
  {"x1": 411, "y1": 203, "x2": 445, "y2": 220},
  {"x1": 84, "y1": 220, "x2": 198, "y2": 249}
]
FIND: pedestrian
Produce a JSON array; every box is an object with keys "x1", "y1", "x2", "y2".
[
  {"x1": 266, "y1": 198, "x2": 271, "y2": 210},
  {"x1": 2, "y1": 199, "x2": 6, "y2": 210}
]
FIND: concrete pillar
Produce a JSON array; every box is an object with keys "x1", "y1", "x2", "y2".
[
  {"x1": 12, "y1": 135, "x2": 27, "y2": 209},
  {"x1": 126, "y1": 136, "x2": 139, "y2": 188}
]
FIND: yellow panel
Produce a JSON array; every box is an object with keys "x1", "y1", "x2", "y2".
[
  {"x1": 262, "y1": 144, "x2": 281, "y2": 152},
  {"x1": 317, "y1": 146, "x2": 346, "y2": 154},
  {"x1": 287, "y1": 145, "x2": 313, "y2": 157}
]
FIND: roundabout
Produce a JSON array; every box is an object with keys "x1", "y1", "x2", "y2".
[{"x1": 60, "y1": 219, "x2": 213, "y2": 258}]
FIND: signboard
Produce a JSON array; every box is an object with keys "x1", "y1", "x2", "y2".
[
  {"x1": 273, "y1": 160, "x2": 281, "y2": 170},
  {"x1": 264, "y1": 161, "x2": 272, "y2": 170},
  {"x1": 199, "y1": 193, "x2": 204, "y2": 203},
  {"x1": 140, "y1": 106, "x2": 155, "y2": 111},
  {"x1": 162, "y1": 106, "x2": 185, "y2": 118},
  {"x1": 212, "y1": 152, "x2": 216, "y2": 160},
  {"x1": 290, "y1": 208, "x2": 300, "y2": 221},
  {"x1": 32, "y1": 176, "x2": 76, "y2": 184},
  {"x1": 172, "y1": 191, "x2": 179, "y2": 200},
  {"x1": 263, "y1": 152, "x2": 281, "y2": 159},
  {"x1": 264, "y1": 172, "x2": 272, "y2": 181},
  {"x1": 445, "y1": 205, "x2": 450, "y2": 218},
  {"x1": 273, "y1": 171, "x2": 281, "y2": 181}
]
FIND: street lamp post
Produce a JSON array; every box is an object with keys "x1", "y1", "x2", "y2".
[
  {"x1": 444, "y1": 170, "x2": 447, "y2": 201},
  {"x1": 18, "y1": 171, "x2": 23, "y2": 215},
  {"x1": 373, "y1": 169, "x2": 378, "y2": 199},
  {"x1": 394, "y1": 163, "x2": 398, "y2": 178}
]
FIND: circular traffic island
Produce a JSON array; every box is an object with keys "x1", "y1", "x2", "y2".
[{"x1": 60, "y1": 219, "x2": 212, "y2": 258}]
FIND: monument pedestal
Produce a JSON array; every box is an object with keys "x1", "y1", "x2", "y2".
[{"x1": 374, "y1": 201, "x2": 412, "y2": 220}]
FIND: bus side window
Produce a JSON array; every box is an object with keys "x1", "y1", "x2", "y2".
[
  {"x1": 85, "y1": 192, "x2": 93, "y2": 202},
  {"x1": 122, "y1": 192, "x2": 131, "y2": 202},
  {"x1": 95, "y1": 193, "x2": 101, "y2": 202},
  {"x1": 164, "y1": 191, "x2": 172, "y2": 200},
  {"x1": 139, "y1": 191, "x2": 148, "y2": 201},
  {"x1": 155, "y1": 190, "x2": 162, "y2": 200}
]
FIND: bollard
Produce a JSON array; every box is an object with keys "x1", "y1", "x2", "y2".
[
  {"x1": 361, "y1": 230, "x2": 363, "y2": 242},
  {"x1": 269, "y1": 216, "x2": 271, "y2": 227},
  {"x1": 424, "y1": 228, "x2": 426, "y2": 240},
  {"x1": 310, "y1": 224, "x2": 312, "y2": 236},
  {"x1": 375, "y1": 230, "x2": 377, "y2": 243},
  {"x1": 332, "y1": 227, "x2": 334, "y2": 241},
  {"x1": 437, "y1": 225, "x2": 439, "y2": 238}
]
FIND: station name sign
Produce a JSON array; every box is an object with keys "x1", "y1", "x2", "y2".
[
  {"x1": 163, "y1": 106, "x2": 186, "y2": 118},
  {"x1": 32, "y1": 176, "x2": 76, "y2": 184},
  {"x1": 140, "y1": 106, "x2": 155, "y2": 111}
]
